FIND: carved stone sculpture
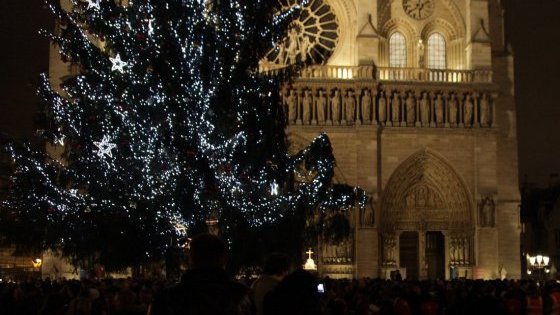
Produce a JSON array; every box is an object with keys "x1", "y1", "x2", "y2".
[
  {"x1": 316, "y1": 90, "x2": 327, "y2": 123},
  {"x1": 383, "y1": 235, "x2": 396, "y2": 264},
  {"x1": 302, "y1": 90, "x2": 312, "y2": 123},
  {"x1": 406, "y1": 92, "x2": 416, "y2": 124},
  {"x1": 287, "y1": 89, "x2": 297, "y2": 123},
  {"x1": 480, "y1": 93, "x2": 490, "y2": 126},
  {"x1": 286, "y1": 28, "x2": 299, "y2": 64},
  {"x1": 449, "y1": 94, "x2": 458, "y2": 125},
  {"x1": 331, "y1": 89, "x2": 341, "y2": 123},
  {"x1": 420, "y1": 92, "x2": 430, "y2": 124},
  {"x1": 391, "y1": 92, "x2": 400, "y2": 123},
  {"x1": 481, "y1": 197, "x2": 495, "y2": 227},
  {"x1": 418, "y1": 39, "x2": 425, "y2": 68},
  {"x1": 450, "y1": 238, "x2": 457, "y2": 263},
  {"x1": 435, "y1": 94, "x2": 444, "y2": 125},
  {"x1": 464, "y1": 95, "x2": 473, "y2": 125},
  {"x1": 344, "y1": 90, "x2": 355, "y2": 123},
  {"x1": 378, "y1": 91, "x2": 387, "y2": 124},
  {"x1": 361, "y1": 89, "x2": 372, "y2": 123}
]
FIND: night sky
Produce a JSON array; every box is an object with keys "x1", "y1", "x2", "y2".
[{"x1": 0, "y1": 0, "x2": 559, "y2": 187}]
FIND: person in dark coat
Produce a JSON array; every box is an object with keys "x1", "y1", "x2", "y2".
[{"x1": 150, "y1": 233, "x2": 254, "y2": 315}]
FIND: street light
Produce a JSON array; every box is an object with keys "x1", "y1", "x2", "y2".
[{"x1": 527, "y1": 254, "x2": 550, "y2": 280}]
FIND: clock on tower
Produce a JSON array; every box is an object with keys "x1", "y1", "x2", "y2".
[{"x1": 403, "y1": 0, "x2": 435, "y2": 20}]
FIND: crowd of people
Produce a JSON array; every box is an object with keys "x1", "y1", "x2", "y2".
[{"x1": 1, "y1": 234, "x2": 559, "y2": 315}]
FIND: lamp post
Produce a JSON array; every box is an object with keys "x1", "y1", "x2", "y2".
[{"x1": 527, "y1": 254, "x2": 550, "y2": 282}]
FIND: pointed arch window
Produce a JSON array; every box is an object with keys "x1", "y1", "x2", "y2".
[
  {"x1": 389, "y1": 32, "x2": 407, "y2": 68},
  {"x1": 427, "y1": 33, "x2": 446, "y2": 69}
]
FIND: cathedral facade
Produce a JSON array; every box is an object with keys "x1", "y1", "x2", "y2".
[{"x1": 262, "y1": 0, "x2": 520, "y2": 280}]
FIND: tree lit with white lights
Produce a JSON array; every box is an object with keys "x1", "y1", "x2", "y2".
[{"x1": 1, "y1": 0, "x2": 365, "y2": 270}]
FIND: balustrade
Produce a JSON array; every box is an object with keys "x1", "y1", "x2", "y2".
[{"x1": 261, "y1": 65, "x2": 493, "y2": 83}]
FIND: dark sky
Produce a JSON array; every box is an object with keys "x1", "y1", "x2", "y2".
[{"x1": 0, "y1": 0, "x2": 559, "y2": 187}]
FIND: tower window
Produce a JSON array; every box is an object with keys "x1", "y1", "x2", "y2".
[
  {"x1": 427, "y1": 33, "x2": 446, "y2": 69},
  {"x1": 389, "y1": 32, "x2": 407, "y2": 68}
]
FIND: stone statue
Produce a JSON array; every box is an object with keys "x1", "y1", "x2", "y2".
[
  {"x1": 450, "y1": 238, "x2": 457, "y2": 263},
  {"x1": 300, "y1": 36, "x2": 312, "y2": 62},
  {"x1": 406, "y1": 92, "x2": 416, "y2": 124},
  {"x1": 481, "y1": 197, "x2": 495, "y2": 227},
  {"x1": 418, "y1": 39, "x2": 425, "y2": 68},
  {"x1": 463, "y1": 237, "x2": 470, "y2": 265},
  {"x1": 499, "y1": 265, "x2": 507, "y2": 280},
  {"x1": 361, "y1": 89, "x2": 372, "y2": 123},
  {"x1": 391, "y1": 92, "x2": 400, "y2": 123},
  {"x1": 383, "y1": 236, "x2": 396, "y2": 263},
  {"x1": 286, "y1": 28, "x2": 299, "y2": 64},
  {"x1": 449, "y1": 94, "x2": 458, "y2": 125},
  {"x1": 360, "y1": 197, "x2": 375, "y2": 227},
  {"x1": 435, "y1": 94, "x2": 444, "y2": 125},
  {"x1": 420, "y1": 92, "x2": 430, "y2": 124},
  {"x1": 464, "y1": 95, "x2": 474, "y2": 125},
  {"x1": 287, "y1": 89, "x2": 297, "y2": 123},
  {"x1": 378, "y1": 91, "x2": 387, "y2": 124},
  {"x1": 457, "y1": 238, "x2": 464, "y2": 264},
  {"x1": 344, "y1": 90, "x2": 355, "y2": 123},
  {"x1": 302, "y1": 90, "x2": 312, "y2": 123},
  {"x1": 316, "y1": 90, "x2": 327, "y2": 123},
  {"x1": 331, "y1": 89, "x2": 341, "y2": 123},
  {"x1": 480, "y1": 93, "x2": 490, "y2": 126}
]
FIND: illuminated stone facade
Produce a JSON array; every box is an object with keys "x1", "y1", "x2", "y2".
[{"x1": 275, "y1": 0, "x2": 520, "y2": 280}]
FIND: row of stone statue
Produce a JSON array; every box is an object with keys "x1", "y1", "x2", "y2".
[
  {"x1": 380, "y1": 233, "x2": 472, "y2": 266},
  {"x1": 449, "y1": 235, "x2": 472, "y2": 266},
  {"x1": 322, "y1": 237, "x2": 353, "y2": 264},
  {"x1": 283, "y1": 88, "x2": 494, "y2": 127}
]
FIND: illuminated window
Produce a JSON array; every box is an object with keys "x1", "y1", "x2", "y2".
[
  {"x1": 389, "y1": 32, "x2": 407, "y2": 68},
  {"x1": 427, "y1": 33, "x2": 446, "y2": 69}
]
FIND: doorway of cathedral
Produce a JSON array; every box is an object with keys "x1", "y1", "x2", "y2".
[
  {"x1": 399, "y1": 231, "x2": 419, "y2": 280},
  {"x1": 425, "y1": 231, "x2": 445, "y2": 279}
]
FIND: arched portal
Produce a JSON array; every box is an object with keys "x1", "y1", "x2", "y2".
[{"x1": 379, "y1": 148, "x2": 475, "y2": 279}]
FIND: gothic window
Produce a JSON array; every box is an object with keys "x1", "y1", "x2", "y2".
[
  {"x1": 389, "y1": 32, "x2": 407, "y2": 68},
  {"x1": 427, "y1": 33, "x2": 446, "y2": 69}
]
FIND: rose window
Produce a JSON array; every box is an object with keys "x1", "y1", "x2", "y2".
[{"x1": 264, "y1": 0, "x2": 340, "y2": 66}]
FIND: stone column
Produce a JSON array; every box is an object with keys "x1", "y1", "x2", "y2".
[
  {"x1": 371, "y1": 90, "x2": 378, "y2": 125},
  {"x1": 415, "y1": 91, "x2": 422, "y2": 127},
  {"x1": 296, "y1": 89, "x2": 303, "y2": 125},
  {"x1": 444, "y1": 92, "x2": 451, "y2": 128},
  {"x1": 458, "y1": 94, "x2": 465, "y2": 128},
  {"x1": 473, "y1": 92, "x2": 480, "y2": 128}
]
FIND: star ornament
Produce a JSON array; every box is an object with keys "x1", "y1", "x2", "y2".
[
  {"x1": 93, "y1": 135, "x2": 117, "y2": 158},
  {"x1": 110, "y1": 54, "x2": 128, "y2": 73},
  {"x1": 85, "y1": 0, "x2": 101, "y2": 10}
]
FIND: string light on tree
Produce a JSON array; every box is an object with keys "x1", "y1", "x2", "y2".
[{"x1": 2, "y1": 0, "x2": 367, "y2": 271}]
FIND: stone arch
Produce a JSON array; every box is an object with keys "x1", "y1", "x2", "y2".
[
  {"x1": 286, "y1": 132, "x2": 347, "y2": 184},
  {"x1": 381, "y1": 18, "x2": 418, "y2": 67},
  {"x1": 324, "y1": 0, "x2": 357, "y2": 65},
  {"x1": 380, "y1": 148, "x2": 474, "y2": 232},
  {"x1": 381, "y1": 17, "x2": 418, "y2": 40},
  {"x1": 420, "y1": 18, "x2": 458, "y2": 41},
  {"x1": 440, "y1": 0, "x2": 466, "y2": 38}
]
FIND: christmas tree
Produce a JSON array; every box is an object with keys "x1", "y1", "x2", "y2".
[{"x1": 1, "y1": 0, "x2": 366, "y2": 271}]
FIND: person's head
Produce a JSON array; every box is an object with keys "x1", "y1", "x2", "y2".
[
  {"x1": 188, "y1": 233, "x2": 226, "y2": 269},
  {"x1": 263, "y1": 253, "x2": 291, "y2": 278}
]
